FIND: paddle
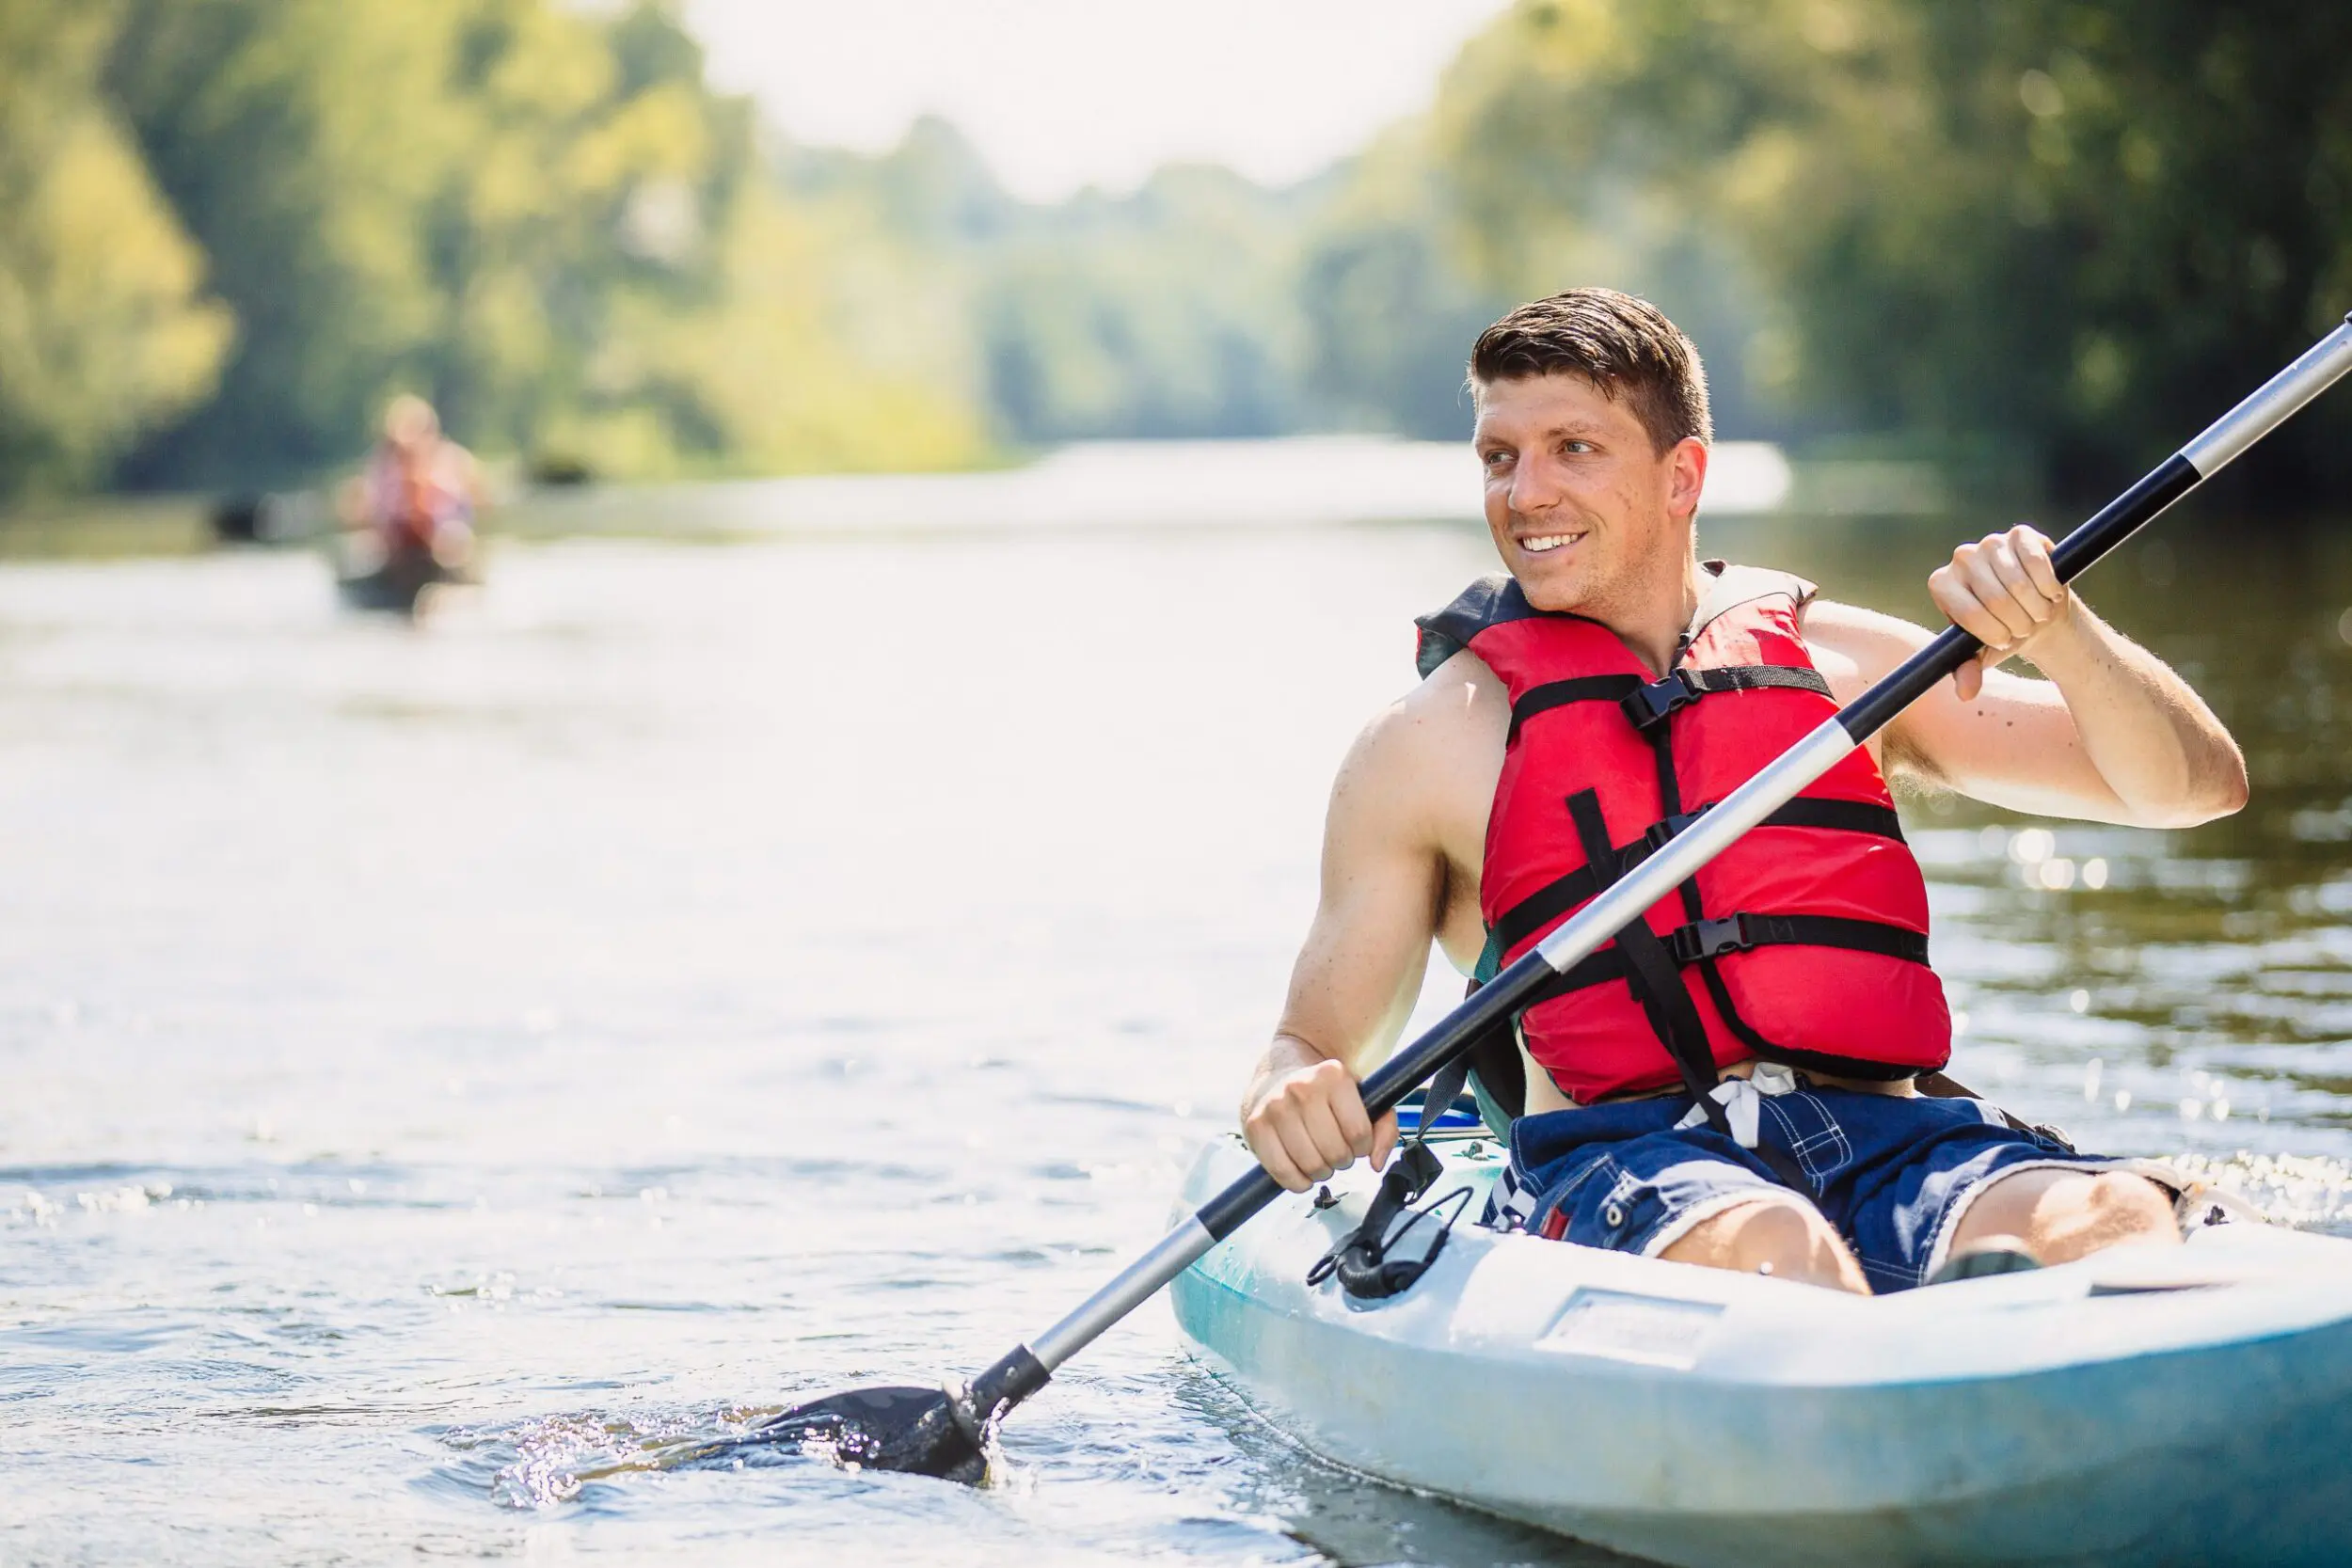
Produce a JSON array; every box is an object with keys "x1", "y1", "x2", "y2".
[{"x1": 719, "y1": 312, "x2": 2352, "y2": 1484}]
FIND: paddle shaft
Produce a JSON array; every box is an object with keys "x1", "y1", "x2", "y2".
[{"x1": 955, "y1": 313, "x2": 2352, "y2": 1430}]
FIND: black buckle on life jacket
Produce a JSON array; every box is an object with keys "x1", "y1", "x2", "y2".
[
  {"x1": 1614, "y1": 806, "x2": 1708, "y2": 877},
  {"x1": 1621, "y1": 668, "x2": 1702, "y2": 731},
  {"x1": 1670, "y1": 913, "x2": 1755, "y2": 964},
  {"x1": 1643, "y1": 806, "x2": 1708, "y2": 853}
]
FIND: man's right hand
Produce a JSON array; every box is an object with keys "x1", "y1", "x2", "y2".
[{"x1": 1241, "y1": 1040, "x2": 1398, "y2": 1193}]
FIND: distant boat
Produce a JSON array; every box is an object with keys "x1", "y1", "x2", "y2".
[
  {"x1": 210, "y1": 490, "x2": 330, "y2": 546},
  {"x1": 210, "y1": 493, "x2": 267, "y2": 543},
  {"x1": 334, "y1": 531, "x2": 478, "y2": 616}
]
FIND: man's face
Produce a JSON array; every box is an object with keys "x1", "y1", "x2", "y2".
[{"x1": 1471, "y1": 372, "x2": 1706, "y2": 617}]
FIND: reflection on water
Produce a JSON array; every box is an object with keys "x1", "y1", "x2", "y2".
[{"x1": 1, "y1": 474, "x2": 2350, "y2": 1564}]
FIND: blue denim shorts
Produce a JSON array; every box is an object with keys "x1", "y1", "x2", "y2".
[{"x1": 1491, "y1": 1084, "x2": 2115, "y2": 1293}]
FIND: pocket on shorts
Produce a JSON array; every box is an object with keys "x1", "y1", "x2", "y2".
[
  {"x1": 1536, "y1": 1153, "x2": 1640, "y2": 1246},
  {"x1": 1760, "y1": 1090, "x2": 1853, "y2": 1185}
]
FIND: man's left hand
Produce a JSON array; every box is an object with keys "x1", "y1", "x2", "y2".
[{"x1": 1929, "y1": 524, "x2": 2073, "y2": 702}]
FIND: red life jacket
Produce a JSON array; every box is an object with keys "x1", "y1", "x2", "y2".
[{"x1": 1414, "y1": 563, "x2": 1951, "y2": 1105}]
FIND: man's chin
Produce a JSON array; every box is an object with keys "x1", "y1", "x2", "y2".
[{"x1": 1510, "y1": 558, "x2": 1594, "y2": 614}]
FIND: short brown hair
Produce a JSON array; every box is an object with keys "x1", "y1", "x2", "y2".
[{"x1": 1470, "y1": 289, "x2": 1711, "y2": 454}]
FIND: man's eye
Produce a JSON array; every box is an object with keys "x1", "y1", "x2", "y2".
[
  {"x1": 1562, "y1": 440, "x2": 1593, "y2": 454},
  {"x1": 1481, "y1": 451, "x2": 1511, "y2": 469}
]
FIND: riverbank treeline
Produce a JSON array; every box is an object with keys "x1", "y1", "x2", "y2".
[
  {"x1": 1426, "y1": 0, "x2": 2352, "y2": 506},
  {"x1": 1, "y1": 0, "x2": 994, "y2": 495},
  {"x1": 2, "y1": 0, "x2": 2345, "y2": 504}
]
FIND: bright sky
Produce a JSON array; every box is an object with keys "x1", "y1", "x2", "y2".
[{"x1": 683, "y1": 0, "x2": 1515, "y2": 203}]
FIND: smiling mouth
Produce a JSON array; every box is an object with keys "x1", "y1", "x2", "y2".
[{"x1": 1517, "y1": 531, "x2": 1587, "y2": 555}]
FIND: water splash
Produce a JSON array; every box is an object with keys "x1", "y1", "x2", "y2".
[
  {"x1": 457, "y1": 1408, "x2": 755, "y2": 1509},
  {"x1": 2152, "y1": 1151, "x2": 2352, "y2": 1231}
]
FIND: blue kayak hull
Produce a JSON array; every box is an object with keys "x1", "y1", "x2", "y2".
[{"x1": 1170, "y1": 1135, "x2": 2352, "y2": 1567}]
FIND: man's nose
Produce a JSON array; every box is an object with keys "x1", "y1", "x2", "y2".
[{"x1": 1507, "y1": 455, "x2": 1558, "y2": 515}]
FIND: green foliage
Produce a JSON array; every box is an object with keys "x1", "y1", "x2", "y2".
[
  {"x1": 48, "y1": 0, "x2": 986, "y2": 491},
  {"x1": 1430, "y1": 0, "x2": 2352, "y2": 499},
  {"x1": 975, "y1": 166, "x2": 1317, "y2": 441},
  {"x1": 9, "y1": 0, "x2": 2345, "y2": 502},
  {"x1": 0, "y1": 3, "x2": 230, "y2": 497},
  {"x1": 1293, "y1": 124, "x2": 1511, "y2": 440},
  {"x1": 103, "y1": 0, "x2": 463, "y2": 483},
  {"x1": 785, "y1": 123, "x2": 1330, "y2": 445}
]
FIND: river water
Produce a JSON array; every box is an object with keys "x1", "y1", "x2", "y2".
[{"x1": 4, "y1": 464, "x2": 2352, "y2": 1565}]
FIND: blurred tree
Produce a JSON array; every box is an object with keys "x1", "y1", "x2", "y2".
[
  {"x1": 104, "y1": 0, "x2": 462, "y2": 485},
  {"x1": 0, "y1": 3, "x2": 231, "y2": 497},
  {"x1": 975, "y1": 165, "x2": 1315, "y2": 441},
  {"x1": 786, "y1": 122, "x2": 1326, "y2": 446},
  {"x1": 1432, "y1": 0, "x2": 2352, "y2": 499},
  {"x1": 586, "y1": 178, "x2": 987, "y2": 476},
  {"x1": 1295, "y1": 124, "x2": 1517, "y2": 440},
  {"x1": 102, "y1": 0, "x2": 984, "y2": 486},
  {"x1": 26, "y1": 0, "x2": 2344, "y2": 501}
]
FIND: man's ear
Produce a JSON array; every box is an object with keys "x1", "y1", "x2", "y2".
[{"x1": 1666, "y1": 436, "x2": 1708, "y2": 520}]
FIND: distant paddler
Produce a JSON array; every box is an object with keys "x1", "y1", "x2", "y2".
[{"x1": 336, "y1": 394, "x2": 485, "y2": 612}]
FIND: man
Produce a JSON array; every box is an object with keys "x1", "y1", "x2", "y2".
[
  {"x1": 342, "y1": 394, "x2": 483, "y2": 569},
  {"x1": 1240, "y1": 289, "x2": 2246, "y2": 1294}
]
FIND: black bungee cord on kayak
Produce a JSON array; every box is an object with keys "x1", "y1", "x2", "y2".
[
  {"x1": 1305, "y1": 1067, "x2": 1481, "y2": 1301},
  {"x1": 685, "y1": 313, "x2": 2352, "y2": 1487},
  {"x1": 1306, "y1": 1177, "x2": 1473, "y2": 1300}
]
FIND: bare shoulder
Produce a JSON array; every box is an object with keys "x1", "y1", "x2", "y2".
[
  {"x1": 1391, "y1": 645, "x2": 1507, "y2": 776},
  {"x1": 1331, "y1": 648, "x2": 1506, "y2": 847},
  {"x1": 1398, "y1": 644, "x2": 1508, "y2": 736},
  {"x1": 1798, "y1": 597, "x2": 1934, "y2": 705}
]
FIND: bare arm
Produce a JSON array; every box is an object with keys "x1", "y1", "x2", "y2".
[
  {"x1": 1804, "y1": 526, "x2": 2247, "y2": 826},
  {"x1": 1242, "y1": 663, "x2": 1495, "y2": 1191}
]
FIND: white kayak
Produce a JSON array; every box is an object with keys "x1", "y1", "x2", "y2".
[{"x1": 1170, "y1": 1129, "x2": 2352, "y2": 1568}]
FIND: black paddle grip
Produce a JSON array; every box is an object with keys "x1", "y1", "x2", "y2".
[{"x1": 962, "y1": 1344, "x2": 1050, "y2": 1430}]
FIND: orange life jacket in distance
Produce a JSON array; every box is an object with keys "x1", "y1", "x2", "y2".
[{"x1": 1414, "y1": 563, "x2": 1952, "y2": 1105}]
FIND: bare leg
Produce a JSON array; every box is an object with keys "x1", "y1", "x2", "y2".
[
  {"x1": 1949, "y1": 1166, "x2": 2181, "y2": 1267},
  {"x1": 1659, "y1": 1194, "x2": 1872, "y2": 1294}
]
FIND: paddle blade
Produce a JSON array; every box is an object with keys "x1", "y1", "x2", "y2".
[{"x1": 728, "y1": 1385, "x2": 987, "y2": 1483}]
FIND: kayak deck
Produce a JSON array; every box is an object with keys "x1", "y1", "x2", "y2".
[{"x1": 1171, "y1": 1133, "x2": 2352, "y2": 1568}]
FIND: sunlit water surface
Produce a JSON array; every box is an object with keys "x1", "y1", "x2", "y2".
[{"x1": 5, "y1": 491, "x2": 2352, "y2": 1565}]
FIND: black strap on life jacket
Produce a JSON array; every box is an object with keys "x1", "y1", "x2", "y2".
[
  {"x1": 1563, "y1": 788, "x2": 1732, "y2": 1127},
  {"x1": 1489, "y1": 798, "x2": 1906, "y2": 955},
  {"x1": 1462, "y1": 990, "x2": 1527, "y2": 1126},
  {"x1": 1509, "y1": 662, "x2": 1831, "y2": 745},
  {"x1": 1620, "y1": 664, "x2": 1832, "y2": 731},
  {"x1": 1518, "y1": 915, "x2": 1929, "y2": 1002},
  {"x1": 1507, "y1": 674, "x2": 1643, "y2": 742},
  {"x1": 1668, "y1": 911, "x2": 1929, "y2": 965},
  {"x1": 1629, "y1": 662, "x2": 1927, "y2": 1086}
]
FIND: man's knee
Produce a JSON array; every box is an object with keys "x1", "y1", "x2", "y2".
[
  {"x1": 2080, "y1": 1170, "x2": 2180, "y2": 1242},
  {"x1": 1966, "y1": 1166, "x2": 2180, "y2": 1265},
  {"x1": 1660, "y1": 1195, "x2": 1870, "y2": 1294}
]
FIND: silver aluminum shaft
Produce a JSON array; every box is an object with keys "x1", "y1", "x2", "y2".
[
  {"x1": 1534, "y1": 721, "x2": 1855, "y2": 975},
  {"x1": 1027, "y1": 1215, "x2": 1217, "y2": 1370},
  {"x1": 2182, "y1": 314, "x2": 2352, "y2": 477}
]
